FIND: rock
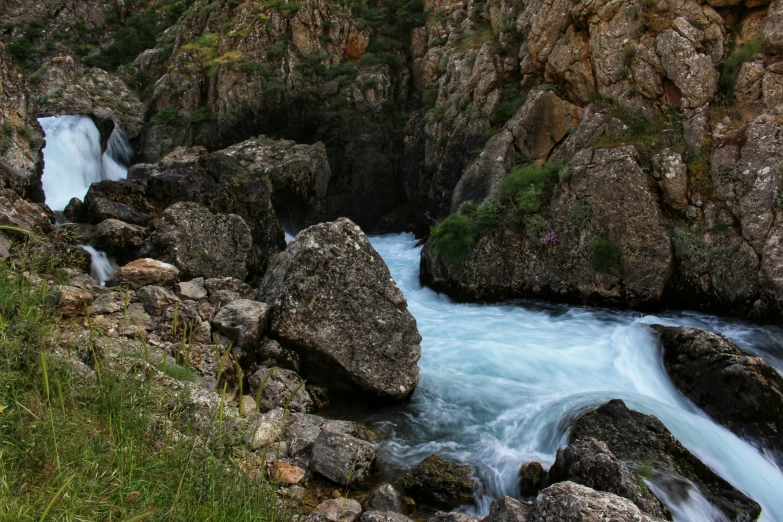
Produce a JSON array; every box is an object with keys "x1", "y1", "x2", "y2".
[
  {"x1": 106, "y1": 258, "x2": 179, "y2": 290},
  {"x1": 655, "y1": 30, "x2": 717, "y2": 109},
  {"x1": 81, "y1": 179, "x2": 151, "y2": 226},
  {"x1": 486, "y1": 496, "x2": 533, "y2": 522},
  {"x1": 0, "y1": 189, "x2": 53, "y2": 235},
  {"x1": 273, "y1": 460, "x2": 306, "y2": 485},
  {"x1": 212, "y1": 299, "x2": 269, "y2": 348},
  {"x1": 10, "y1": 238, "x2": 90, "y2": 273},
  {"x1": 313, "y1": 498, "x2": 362, "y2": 522},
  {"x1": 533, "y1": 482, "x2": 666, "y2": 522},
  {"x1": 519, "y1": 461, "x2": 548, "y2": 497},
  {"x1": 56, "y1": 285, "x2": 94, "y2": 316},
  {"x1": 178, "y1": 277, "x2": 208, "y2": 300},
  {"x1": 403, "y1": 454, "x2": 475, "y2": 509},
  {"x1": 257, "y1": 339, "x2": 300, "y2": 372},
  {"x1": 427, "y1": 513, "x2": 481, "y2": 522},
  {"x1": 259, "y1": 218, "x2": 421, "y2": 401},
  {"x1": 653, "y1": 325, "x2": 783, "y2": 459},
  {"x1": 548, "y1": 438, "x2": 670, "y2": 519},
  {"x1": 765, "y1": 0, "x2": 783, "y2": 53},
  {"x1": 651, "y1": 150, "x2": 689, "y2": 214},
  {"x1": 570, "y1": 399, "x2": 761, "y2": 521},
  {"x1": 246, "y1": 407, "x2": 291, "y2": 450},
  {"x1": 148, "y1": 202, "x2": 253, "y2": 281},
  {"x1": 284, "y1": 413, "x2": 368, "y2": 467},
  {"x1": 506, "y1": 90, "x2": 582, "y2": 162},
  {"x1": 87, "y1": 219, "x2": 146, "y2": 264},
  {"x1": 239, "y1": 395, "x2": 257, "y2": 418},
  {"x1": 248, "y1": 367, "x2": 313, "y2": 413},
  {"x1": 205, "y1": 277, "x2": 255, "y2": 306},
  {"x1": 363, "y1": 484, "x2": 405, "y2": 514},
  {"x1": 311, "y1": 428, "x2": 377, "y2": 486},
  {"x1": 136, "y1": 286, "x2": 179, "y2": 316},
  {"x1": 360, "y1": 513, "x2": 412, "y2": 522}
]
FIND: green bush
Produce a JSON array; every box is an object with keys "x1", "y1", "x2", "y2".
[
  {"x1": 498, "y1": 162, "x2": 560, "y2": 215},
  {"x1": 492, "y1": 83, "x2": 527, "y2": 125},
  {"x1": 266, "y1": 40, "x2": 288, "y2": 59},
  {"x1": 524, "y1": 214, "x2": 550, "y2": 241},
  {"x1": 431, "y1": 213, "x2": 475, "y2": 264},
  {"x1": 719, "y1": 40, "x2": 763, "y2": 104},
  {"x1": 474, "y1": 197, "x2": 502, "y2": 233},
  {"x1": 570, "y1": 202, "x2": 593, "y2": 229},
  {"x1": 591, "y1": 235, "x2": 622, "y2": 272},
  {"x1": 422, "y1": 88, "x2": 439, "y2": 108},
  {"x1": 150, "y1": 105, "x2": 188, "y2": 126}
]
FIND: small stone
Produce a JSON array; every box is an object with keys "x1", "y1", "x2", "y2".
[
  {"x1": 178, "y1": 277, "x2": 208, "y2": 300},
  {"x1": 205, "y1": 277, "x2": 255, "y2": 306},
  {"x1": 246, "y1": 408, "x2": 289, "y2": 450},
  {"x1": 313, "y1": 497, "x2": 362, "y2": 522},
  {"x1": 106, "y1": 258, "x2": 179, "y2": 289},
  {"x1": 248, "y1": 367, "x2": 313, "y2": 413},
  {"x1": 311, "y1": 429, "x2": 377, "y2": 486},
  {"x1": 274, "y1": 461, "x2": 306, "y2": 485},
  {"x1": 239, "y1": 395, "x2": 257, "y2": 417},
  {"x1": 136, "y1": 285, "x2": 179, "y2": 316},
  {"x1": 363, "y1": 484, "x2": 405, "y2": 513},
  {"x1": 56, "y1": 285, "x2": 94, "y2": 316},
  {"x1": 212, "y1": 299, "x2": 269, "y2": 348}
]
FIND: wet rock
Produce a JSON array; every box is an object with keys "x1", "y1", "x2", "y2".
[
  {"x1": 248, "y1": 367, "x2": 313, "y2": 413},
  {"x1": 486, "y1": 496, "x2": 532, "y2": 522},
  {"x1": 363, "y1": 484, "x2": 405, "y2": 514},
  {"x1": 205, "y1": 277, "x2": 255, "y2": 306},
  {"x1": 548, "y1": 438, "x2": 670, "y2": 519},
  {"x1": 519, "y1": 461, "x2": 548, "y2": 497},
  {"x1": 135, "y1": 285, "x2": 179, "y2": 316},
  {"x1": 0, "y1": 189, "x2": 53, "y2": 234},
  {"x1": 360, "y1": 512, "x2": 412, "y2": 522},
  {"x1": 311, "y1": 428, "x2": 377, "y2": 486},
  {"x1": 259, "y1": 218, "x2": 421, "y2": 401},
  {"x1": 570, "y1": 399, "x2": 761, "y2": 521},
  {"x1": 212, "y1": 299, "x2": 269, "y2": 348},
  {"x1": 313, "y1": 497, "x2": 362, "y2": 522},
  {"x1": 148, "y1": 202, "x2": 253, "y2": 281},
  {"x1": 87, "y1": 219, "x2": 146, "y2": 264},
  {"x1": 533, "y1": 481, "x2": 665, "y2": 522},
  {"x1": 653, "y1": 325, "x2": 783, "y2": 459},
  {"x1": 178, "y1": 277, "x2": 208, "y2": 300},
  {"x1": 81, "y1": 179, "x2": 151, "y2": 226},
  {"x1": 56, "y1": 285, "x2": 94, "y2": 316},
  {"x1": 403, "y1": 454, "x2": 475, "y2": 509},
  {"x1": 106, "y1": 258, "x2": 179, "y2": 290}
]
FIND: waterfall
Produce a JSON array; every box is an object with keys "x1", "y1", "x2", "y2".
[
  {"x1": 80, "y1": 245, "x2": 119, "y2": 285},
  {"x1": 39, "y1": 115, "x2": 131, "y2": 211}
]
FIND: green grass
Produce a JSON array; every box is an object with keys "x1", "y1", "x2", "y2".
[
  {"x1": 0, "y1": 261, "x2": 286, "y2": 521},
  {"x1": 498, "y1": 162, "x2": 561, "y2": 215},
  {"x1": 431, "y1": 213, "x2": 475, "y2": 264}
]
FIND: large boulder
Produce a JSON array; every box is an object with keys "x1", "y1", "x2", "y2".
[
  {"x1": 532, "y1": 482, "x2": 666, "y2": 522},
  {"x1": 259, "y1": 218, "x2": 421, "y2": 401},
  {"x1": 570, "y1": 400, "x2": 761, "y2": 521},
  {"x1": 653, "y1": 325, "x2": 783, "y2": 459},
  {"x1": 403, "y1": 454, "x2": 475, "y2": 509},
  {"x1": 106, "y1": 258, "x2": 179, "y2": 289},
  {"x1": 548, "y1": 438, "x2": 670, "y2": 519},
  {"x1": 85, "y1": 219, "x2": 146, "y2": 264},
  {"x1": 147, "y1": 202, "x2": 253, "y2": 281}
]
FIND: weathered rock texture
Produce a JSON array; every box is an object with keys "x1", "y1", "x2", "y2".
[
  {"x1": 259, "y1": 218, "x2": 421, "y2": 402},
  {"x1": 532, "y1": 482, "x2": 666, "y2": 522},
  {"x1": 403, "y1": 454, "x2": 475, "y2": 509},
  {"x1": 570, "y1": 399, "x2": 761, "y2": 521},
  {"x1": 654, "y1": 325, "x2": 783, "y2": 459}
]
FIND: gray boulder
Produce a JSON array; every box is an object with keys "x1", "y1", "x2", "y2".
[
  {"x1": 284, "y1": 413, "x2": 369, "y2": 468},
  {"x1": 548, "y1": 438, "x2": 670, "y2": 519},
  {"x1": 136, "y1": 285, "x2": 180, "y2": 316},
  {"x1": 313, "y1": 498, "x2": 362, "y2": 522},
  {"x1": 486, "y1": 496, "x2": 533, "y2": 522},
  {"x1": 311, "y1": 428, "x2": 377, "y2": 486},
  {"x1": 259, "y1": 218, "x2": 421, "y2": 401},
  {"x1": 87, "y1": 219, "x2": 146, "y2": 264},
  {"x1": 149, "y1": 202, "x2": 252, "y2": 281},
  {"x1": 248, "y1": 367, "x2": 313, "y2": 413},
  {"x1": 106, "y1": 258, "x2": 179, "y2": 289},
  {"x1": 212, "y1": 299, "x2": 269, "y2": 348},
  {"x1": 363, "y1": 484, "x2": 405, "y2": 514},
  {"x1": 533, "y1": 482, "x2": 666, "y2": 522}
]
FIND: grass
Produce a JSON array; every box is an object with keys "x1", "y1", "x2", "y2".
[
  {"x1": 718, "y1": 40, "x2": 763, "y2": 105},
  {"x1": 0, "y1": 261, "x2": 287, "y2": 521}
]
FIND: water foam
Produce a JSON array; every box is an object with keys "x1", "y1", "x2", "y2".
[
  {"x1": 80, "y1": 245, "x2": 118, "y2": 284},
  {"x1": 366, "y1": 233, "x2": 783, "y2": 522}
]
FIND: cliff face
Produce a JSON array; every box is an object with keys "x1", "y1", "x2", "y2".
[{"x1": 1, "y1": 0, "x2": 783, "y2": 318}]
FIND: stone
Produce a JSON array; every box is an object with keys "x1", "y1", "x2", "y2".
[
  {"x1": 486, "y1": 496, "x2": 532, "y2": 522},
  {"x1": 548, "y1": 438, "x2": 669, "y2": 518},
  {"x1": 135, "y1": 285, "x2": 179, "y2": 316},
  {"x1": 258, "y1": 339, "x2": 300, "y2": 372},
  {"x1": 653, "y1": 325, "x2": 783, "y2": 459},
  {"x1": 284, "y1": 413, "x2": 367, "y2": 467},
  {"x1": 655, "y1": 30, "x2": 718, "y2": 108},
  {"x1": 106, "y1": 258, "x2": 179, "y2": 290},
  {"x1": 532, "y1": 482, "x2": 665, "y2": 522},
  {"x1": 87, "y1": 219, "x2": 146, "y2": 264},
  {"x1": 178, "y1": 277, "x2": 208, "y2": 300},
  {"x1": 570, "y1": 399, "x2": 761, "y2": 521},
  {"x1": 273, "y1": 460, "x2": 306, "y2": 485},
  {"x1": 0, "y1": 189, "x2": 53, "y2": 235},
  {"x1": 205, "y1": 277, "x2": 255, "y2": 306},
  {"x1": 765, "y1": 0, "x2": 783, "y2": 53},
  {"x1": 248, "y1": 367, "x2": 313, "y2": 413},
  {"x1": 311, "y1": 428, "x2": 377, "y2": 486},
  {"x1": 403, "y1": 454, "x2": 475, "y2": 509},
  {"x1": 313, "y1": 498, "x2": 362, "y2": 522},
  {"x1": 259, "y1": 218, "x2": 421, "y2": 401},
  {"x1": 651, "y1": 149, "x2": 689, "y2": 213},
  {"x1": 427, "y1": 513, "x2": 481, "y2": 522},
  {"x1": 80, "y1": 179, "x2": 151, "y2": 226},
  {"x1": 56, "y1": 285, "x2": 94, "y2": 316},
  {"x1": 363, "y1": 484, "x2": 405, "y2": 514},
  {"x1": 246, "y1": 408, "x2": 290, "y2": 450},
  {"x1": 212, "y1": 299, "x2": 269, "y2": 348},
  {"x1": 148, "y1": 202, "x2": 253, "y2": 281},
  {"x1": 519, "y1": 461, "x2": 548, "y2": 497},
  {"x1": 360, "y1": 513, "x2": 412, "y2": 522},
  {"x1": 506, "y1": 90, "x2": 582, "y2": 162},
  {"x1": 239, "y1": 395, "x2": 257, "y2": 418}
]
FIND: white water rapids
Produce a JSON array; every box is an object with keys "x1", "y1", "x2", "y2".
[
  {"x1": 359, "y1": 233, "x2": 783, "y2": 522},
  {"x1": 39, "y1": 115, "x2": 131, "y2": 282}
]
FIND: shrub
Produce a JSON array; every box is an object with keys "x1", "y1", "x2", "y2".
[
  {"x1": 524, "y1": 214, "x2": 550, "y2": 242},
  {"x1": 266, "y1": 40, "x2": 288, "y2": 59},
  {"x1": 570, "y1": 202, "x2": 593, "y2": 229},
  {"x1": 719, "y1": 40, "x2": 763, "y2": 104},
  {"x1": 492, "y1": 83, "x2": 527, "y2": 125},
  {"x1": 475, "y1": 197, "x2": 502, "y2": 233},
  {"x1": 150, "y1": 105, "x2": 187, "y2": 126},
  {"x1": 422, "y1": 88, "x2": 439, "y2": 108},
  {"x1": 431, "y1": 213, "x2": 475, "y2": 264},
  {"x1": 591, "y1": 235, "x2": 622, "y2": 272},
  {"x1": 498, "y1": 162, "x2": 561, "y2": 215}
]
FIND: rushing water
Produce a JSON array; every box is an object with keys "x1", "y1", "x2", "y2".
[
  {"x1": 39, "y1": 115, "x2": 131, "y2": 211},
  {"x1": 79, "y1": 245, "x2": 119, "y2": 285},
  {"x1": 359, "y1": 233, "x2": 783, "y2": 522}
]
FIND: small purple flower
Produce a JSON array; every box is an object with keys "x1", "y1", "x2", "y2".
[{"x1": 539, "y1": 231, "x2": 558, "y2": 246}]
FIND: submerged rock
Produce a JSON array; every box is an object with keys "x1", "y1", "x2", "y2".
[
  {"x1": 403, "y1": 454, "x2": 475, "y2": 509},
  {"x1": 259, "y1": 218, "x2": 421, "y2": 401},
  {"x1": 570, "y1": 399, "x2": 761, "y2": 521},
  {"x1": 653, "y1": 325, "x2": 783, "y2": 460},
  {"x1": 518, "y1": 461, "x2": 548, "y2": 497}
]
